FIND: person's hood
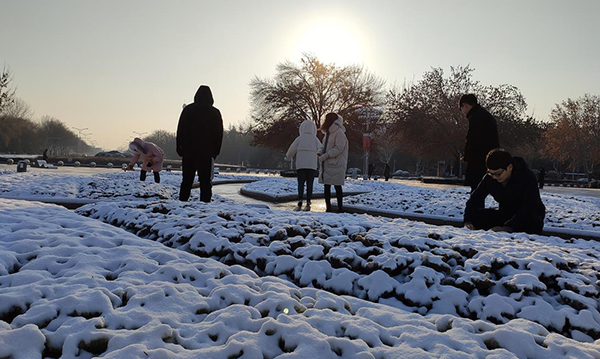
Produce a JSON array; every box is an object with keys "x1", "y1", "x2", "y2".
[
  {"x1": 329, "y1": 115, "x2": 346, "y2": 133},
  {"x1": 129, "y1": 137, "x2": 147, "y2": 154},
  {"x1": 299, "y1": 120, "x2": 317, "y2": 136},
  {"x1": 194, "y1": 85, "x2": 214, "y2": 106}
]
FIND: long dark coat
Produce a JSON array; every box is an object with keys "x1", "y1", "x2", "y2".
[
  {"x1": 176, "y1": 86, "x2": 224, "y2": 160},
  {"x1": 464, "y1": 104, "x2": 500, "y2": 189}
]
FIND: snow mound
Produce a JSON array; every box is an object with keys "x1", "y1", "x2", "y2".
[
  {"x1": 78, "y1": 199, "x2": 600, "y2": 342},
  {"x1": 1, "y1": 199, "x2": 598, "y2": 358}
]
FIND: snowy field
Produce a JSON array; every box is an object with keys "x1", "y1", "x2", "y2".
[
  {"x1": 0, "y1": 170, "x2": 599, "y2": 358},
  {"x1": 0, "y1": 170, "x2": 260, "y2": 201},
  {"x1": 243, "y1": 178, "x2": 600, "y2": 231}
]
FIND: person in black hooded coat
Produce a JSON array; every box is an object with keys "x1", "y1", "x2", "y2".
[
  {"x1": 176, "y1": 85, "x2": 224, "y2": 202},
  {"x1": 460, "y1": 94, "x2": 500, "y2": 191},
  {"x1": 464, "y1": 149, "x2": 546, "y2": 234}
]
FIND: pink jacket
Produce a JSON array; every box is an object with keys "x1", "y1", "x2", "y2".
[{"x1": 128, "y1": 138, "x2": 164, "y2": 172}]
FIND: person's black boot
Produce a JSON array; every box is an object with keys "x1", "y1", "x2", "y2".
[
  {"x1": 304, "y1": 201, "x2": 311, "y2": 211},
  {"x1": 294, "y1": 201, "x2": 302, "y2": 211}
]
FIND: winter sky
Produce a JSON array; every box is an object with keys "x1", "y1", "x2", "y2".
[{"x1": 1, "y1": 0, "x2": 599, "y2": 150}]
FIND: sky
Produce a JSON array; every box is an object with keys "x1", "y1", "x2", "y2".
[{"x1": 1, "y1": 0, "x2": 599, "y2": 150}]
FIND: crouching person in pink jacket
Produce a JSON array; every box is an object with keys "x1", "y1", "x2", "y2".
[{"x1": 125, "y1": 137, "x2": 164, "y2": 183}]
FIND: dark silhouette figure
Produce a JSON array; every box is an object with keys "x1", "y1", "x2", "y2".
[
  {"x1": 176, "y1": 85, "x2": 224, "y2": 202},
  {"x1": 384, "y1": 163, "x2": 391, "y2": 181},
  {"x1": 538, "y1": 167, "x2": 546, "y2": 189},
  {"x1": 368, "y1": 162, "x2": 375, "y2": 179},
  {"x1": 42, "y1": 148, "x2": 49, "y2": 161},
  {"x1": 464, "y1": 149, "x2": 546, "y2": 234},
  {"x1": 460, "y1": 94, "x2": 500, "y2": 191}
]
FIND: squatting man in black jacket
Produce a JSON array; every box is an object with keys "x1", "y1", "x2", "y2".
[
  {"x1": 463, "y1": 149, "x2": 546, "y2": 234},
  {"x1": 176, "y1": 85, "x2": 224, "y2": 203}
]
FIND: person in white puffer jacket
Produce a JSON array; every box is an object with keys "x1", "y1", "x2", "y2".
[
  {"x1": 317, "y1": 113, "x2": 348, "y2": 213},
  {"x1": 285, "y1": 120, "x2": 322, "y2": 211}
]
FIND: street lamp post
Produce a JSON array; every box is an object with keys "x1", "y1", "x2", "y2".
[
  {"x1": 356, "y1": 108, "x2": 383, "y2": 180},
  {"x1": 72, "y1": 127, "x2": 89, "y2": 154},
  {"x1": 82, "y1": 132, "x2": 93, "y2": 154}
]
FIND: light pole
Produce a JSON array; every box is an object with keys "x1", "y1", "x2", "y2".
[
  {"x1": 82, "y1": 132, "x2": 93, "y2": 154},
  {"x1": 356, "y1": 108, "x2": 383, "y2": 180},
  {"x1": 72, "y1": 127, "x2": 89, "y2": 154}
]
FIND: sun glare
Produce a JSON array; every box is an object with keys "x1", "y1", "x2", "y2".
[{"x1": 294, "y1": 18, "x2": 364, "y2": 66}]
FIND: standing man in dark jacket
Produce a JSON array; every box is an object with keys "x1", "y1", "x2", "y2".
[
  {"x1": 460, "y1": 94, "x2": 500, "y2": 191},
  {"x1": 176, "y1": 85, "x2": 223, "y2": 202},
  {"x1": 537, "y1": 167, "x2": 546, "y2": 189},
  {"x1": 464, "y1": 149, "x2": 546, "y2": 234}
]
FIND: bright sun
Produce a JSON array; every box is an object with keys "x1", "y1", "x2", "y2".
[{"x1": 294, "y1": 18, "x2": 364, "y2": 66}]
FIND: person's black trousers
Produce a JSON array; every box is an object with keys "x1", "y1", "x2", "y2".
[
  {"x1": 140, "y1": 170, "x2": 160, "y2": 183},
  {"x1": 324, "y1": 184, "x2": 343, "y2": 212},
  {"x1": 470, "y1": 208, "x2": 544, "y2": 234},
  {"x1": 180, "y1": 156, "x2": 213, "y2": 203},
  {"x1": 465, "y1": 161, "x2": 486, "y2": 192},
  {"x1": 297, "y1": 169, "x2": 316, "y2": 204}
]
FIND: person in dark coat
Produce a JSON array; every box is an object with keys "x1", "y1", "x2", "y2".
[
  {"x1": 176, "y1": 85, "x2": 223, "y2": 202},
  {"x1": 384, "y1": 163, "x2": 391, "y2": 181},
  {"x1": 368, "y1": 162, "x2": 375, "y2": 180},
  {"x1": 538, "y1": 167, "x2": 546, "y2": 189},
  {"x1": 464, "y1": 149, "x2": 546, "y2": 234},
  {"x1": 460, "y1": 94, "x2": 500, "y2": 191}
]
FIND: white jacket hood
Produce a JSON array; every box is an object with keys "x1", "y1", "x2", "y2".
[
  {"x1": 285, "y1": 120, "x2": 322, "y2": 170},
  {"x1": 299, "y1": 120, "x2": 317, "y2": 136}
]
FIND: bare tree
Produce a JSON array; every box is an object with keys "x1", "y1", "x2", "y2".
[
  {"x1": 371, "y1": 113, "x2": 398, "y2": 165},
  {"x1": 0, "y1": 65, "x2": 16, "y2": 114},
  {"x1": 3, "y1": 97, "x2": 33, "y2": 118},
  {"x1": 544, "y1": 94, "x2": 600, "y2": 175},
  {"x1": 39, "y1": 116, "x2": 80, "y2": 155},
  {"x1": 386, "y1": 65, "x2": 534, "y2": 167},
  {"x1": 0, "y1": 116, "x2": 41, "y2": 154},
  {"x1": 143, "y1": 130, "x2": 177, "y2": 160},
  {"x1": 249, "y1": 53, "x2": 385, "y2": 150}
]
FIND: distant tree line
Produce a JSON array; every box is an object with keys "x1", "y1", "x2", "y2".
[
  {"x1": 3, "y1": 58, "x2": 598, "y2": 177},
  {"x1": 1, "y1": 66, "x2": 99, "y2": 156}
]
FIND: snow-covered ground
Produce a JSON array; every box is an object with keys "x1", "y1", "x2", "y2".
[
  {"x1": 0, "y1": 170, "x2": 260, "y2": 202},
  {"x1": 1, "y1": 170, "x2": 599, "y2": 358},
  {"x1": 243, "y1": 177, "x2": 600, "y2": 231}
]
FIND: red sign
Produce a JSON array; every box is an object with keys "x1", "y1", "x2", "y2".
[{"x1": 362, "y1": 134, "x2": 371, "y2": 150}]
